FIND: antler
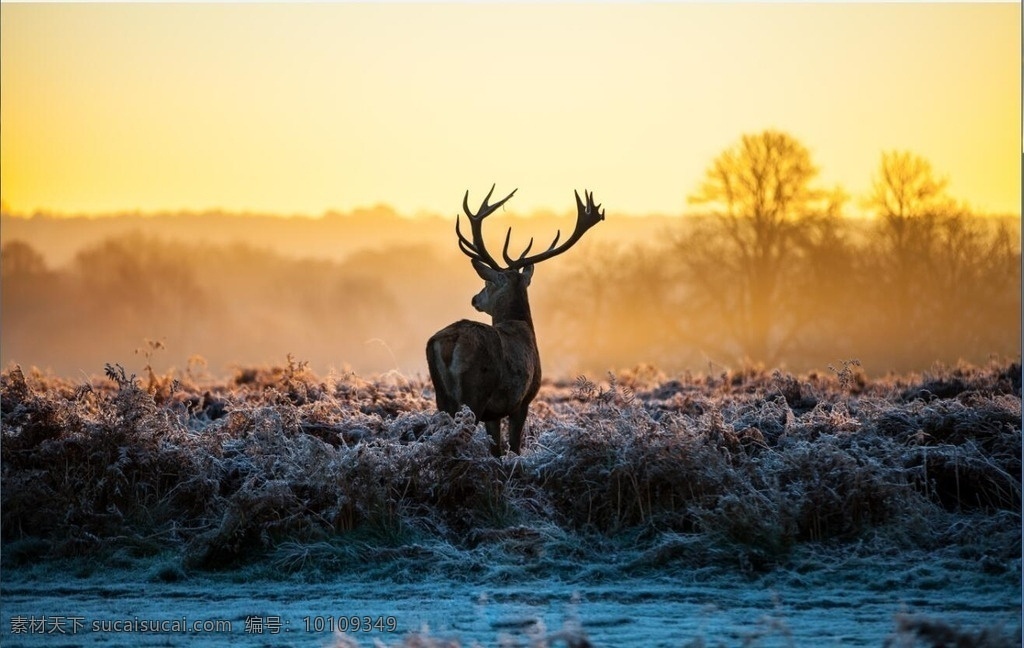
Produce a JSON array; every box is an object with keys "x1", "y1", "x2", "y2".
[
  {"x1": 502, "y1": 189, "x2": 605, "y2": 270},
  {"x1": 456, "y1": 184, "x2": 518, "y2": 270},
  {"x1": 456, "y1": 187, "x2": 604, "y2": 271}
]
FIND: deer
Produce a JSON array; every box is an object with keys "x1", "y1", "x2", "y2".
[{"x1": 426, "y1": 185, "x2": 605, "y2": 456}]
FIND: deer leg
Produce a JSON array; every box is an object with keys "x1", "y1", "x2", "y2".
[
  {"x1": 508, "y1": 406, "x2": 528, "y2": 455},
  {"x1": 484, "y1": 419, "x2": 503, "y2": 457}
]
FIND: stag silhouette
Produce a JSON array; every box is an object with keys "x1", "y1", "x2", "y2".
[{"x1": 427, "y1": 185, "x2": 604, "y2": 455}]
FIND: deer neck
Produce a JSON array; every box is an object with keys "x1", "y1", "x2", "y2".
[{"x1": 491, "y1": 290, "x2": 535, "y2": 332}]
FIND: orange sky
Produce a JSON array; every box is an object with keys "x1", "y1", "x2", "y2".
[{"x1": 1, "y1": 2, "x2": 1020, "y2": 217}]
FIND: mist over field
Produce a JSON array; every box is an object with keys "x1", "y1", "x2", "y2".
[
  {"x1": 0, "y1": 206, "x2": 667, "y2": 379},
  {"x1": 1, "y1": 205, "x2": 1019, "y2": 382}
]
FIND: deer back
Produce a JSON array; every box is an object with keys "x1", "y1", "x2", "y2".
[{"x1": 427, "y1": 318, "x2": 540, "y2": 422}]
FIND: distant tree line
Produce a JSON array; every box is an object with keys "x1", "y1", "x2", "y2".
[
  {"x1": 537, "y1": 130, "x2": 1020, "y2": 374},
  {"x1": 1, "y1": 129, "x2": 1019, "y2": 377}
]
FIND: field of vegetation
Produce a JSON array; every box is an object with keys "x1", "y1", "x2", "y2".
[{"x1": 1, "y1": 359, "x2": 1020, "y2": 646}]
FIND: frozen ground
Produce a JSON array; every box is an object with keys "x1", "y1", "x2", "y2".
[{"x1": 2, "y1": 547, "x2": 1019, "y2": 647}]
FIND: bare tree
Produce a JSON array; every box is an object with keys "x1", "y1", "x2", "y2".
[
  {"x1": 865, "y1": 150, "x2": 1020, "y2": 366},
  {"x1": 676, "y1": 129, "x2": 846, "y2": 365},
  {"x1": 869, "y1": 151, "x2": 952, "y2": 218},
  {"x1": 866, "y1": 151, "x2": 956, "y2": 278}
]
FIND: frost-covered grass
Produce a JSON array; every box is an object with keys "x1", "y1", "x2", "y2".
[
  {"x1": 3, "y1": 358, "x2": 1019, "y2": 569},
  {"x1": 1, "y1": 360, "x2": 1020, "y2": 645}
]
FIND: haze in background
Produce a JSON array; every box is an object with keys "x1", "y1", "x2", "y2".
[{"x1": 2, "y1": 196, "x2": 1019, "y2": 380}]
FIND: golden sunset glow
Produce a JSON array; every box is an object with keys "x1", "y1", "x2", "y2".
[{"x1": 1, "y1": 2, "x2": 1020, "y2": 218}]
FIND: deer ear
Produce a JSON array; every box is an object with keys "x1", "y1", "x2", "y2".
[
  {"x1": 472, "y1": 259, "x2": 501, "y2": 282},
  {"x1": 520, "y1": 264, "x2": 535, "y2": 285}
]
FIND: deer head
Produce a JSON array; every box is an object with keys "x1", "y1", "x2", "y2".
[
  {"x1": 456, "y1": 184, "x2": 605, "y2": 322},
  {"x1": 469, "y1": 259, "x2": 534, "y2": 320}
]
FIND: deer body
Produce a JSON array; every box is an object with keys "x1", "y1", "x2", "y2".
[{"x1": 427, "y1": 186, "x2": 604, "y2": 456}]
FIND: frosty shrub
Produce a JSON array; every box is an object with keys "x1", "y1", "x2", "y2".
[{"x1": 1, "y1": 359, "x2": 1020, "y2": 571}]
